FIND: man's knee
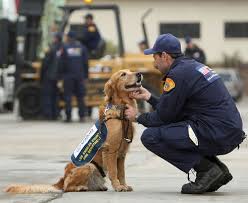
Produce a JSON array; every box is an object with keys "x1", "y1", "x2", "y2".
[{"x1": 141, "y1": 128, "x2": 160, "y2": 147}]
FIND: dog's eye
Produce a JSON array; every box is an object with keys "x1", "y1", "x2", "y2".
[{"x1": 121, "y1": 72, "x2": 126, "y2": 77}]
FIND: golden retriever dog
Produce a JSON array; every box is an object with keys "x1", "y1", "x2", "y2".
[{"x1": 5, "y1": 69, "x2": 142, "y2": 193}]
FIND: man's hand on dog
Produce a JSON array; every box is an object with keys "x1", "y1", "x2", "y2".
[
  {"x1": 125, "y1": 104, "x2": 139, "y2": 122},
  {"x1": 129, "y1": 86, "x2": 151, "y2": 101}
]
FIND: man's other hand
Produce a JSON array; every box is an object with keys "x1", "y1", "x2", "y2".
[{"x1": 125, "y1": 104, "x2": 139, "y2": 122}]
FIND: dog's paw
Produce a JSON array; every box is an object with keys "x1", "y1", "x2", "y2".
[
  {"x1": 114, "y1": 185, "x2": 128, "y2": 192},
  {"x1": 124, "y1": 185, "x2": 133, "y2": 191},
  {"x1": 78, "y1": 185, "x2": 88, "y2": 192},
  {"x1": 100, "y1": 185, "x2": 108, "y2": 191}
]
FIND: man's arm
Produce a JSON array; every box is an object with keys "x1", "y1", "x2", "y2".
[
  {"x1": 81, "y1": 45, "x2": 89, "y2": 79},
  {"x1": 147, "y1": 95, "x2": 160, "y2": 110},
  {"x1": 155, "y1": 73, "x2": 189, "y2": 123},
  {"x1": 136, "y1": 111, "x2": 165, "y2": 127},
  {"x1": 125, "y1": 103, "x2": 164, "y2": 127},
  {"x1": 127, "y1": 72, "x2": 189, "y2": 126}
]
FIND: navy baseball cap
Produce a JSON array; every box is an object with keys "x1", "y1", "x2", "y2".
[
  {"x1": 144, "y1": 33, "x2": 182, "y2": 55},
  {"x1": 185, "y1": 36, "x2": 192, "y2": 44}
]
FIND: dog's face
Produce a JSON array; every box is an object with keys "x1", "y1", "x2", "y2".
[{"x1": 104, "y1": 69, "x2": 143, "y2": 102}]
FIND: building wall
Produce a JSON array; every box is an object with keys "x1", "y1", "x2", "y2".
[{"x1": 66, "y1": 0, "x2": 248, "y2": 64}]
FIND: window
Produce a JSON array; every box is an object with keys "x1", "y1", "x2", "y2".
[
  {"x1": 225, "y1": 22, "x2": 248, "y2": 38},
  {"x1": 160, "y1": 23, "x2": 200, "y2": 38}
]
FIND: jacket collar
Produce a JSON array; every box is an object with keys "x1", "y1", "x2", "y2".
[{"x1": 162, "y1": 56, "x2": 185, "y2": 81}]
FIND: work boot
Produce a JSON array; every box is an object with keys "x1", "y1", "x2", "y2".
[
  {"x1": 206, "y1": 156, "x2": 233, "y2": 192},
  {"x1": 181, "y1": 161, "x2": 223, "y2": 194}
]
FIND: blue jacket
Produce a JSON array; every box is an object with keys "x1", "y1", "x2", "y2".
[
  {"x1": 81, "y1": 23, "x2": 101, "y2": 51},
  {"x1": 59, "y1": 40, "x2": 88, "y2": 79},
  {"x1": 41, "y1": 42, "x2": 62, "y2": 81},
  {"x1": 138, "y1": 56, "x2": 243, "y2": 147}
]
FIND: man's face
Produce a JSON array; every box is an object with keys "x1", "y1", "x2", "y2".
[
  {"x1": 186, "y1": 42, "x2": 193, "y2": 48},
  {"x1": 153, "y1": 52, "x2": 171, "y2": 74},
  {"x1": 85, "y1": 18, "x2": 93, "y2": 25}
]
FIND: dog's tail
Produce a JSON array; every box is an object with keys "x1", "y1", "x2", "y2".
[{"x1": 4, "y1": 184, "x2": 61, "y2": 194}]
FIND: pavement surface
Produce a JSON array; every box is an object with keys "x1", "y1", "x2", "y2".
[{"x1": 0, "y1": 98, "x2": 248, "y2": 203}]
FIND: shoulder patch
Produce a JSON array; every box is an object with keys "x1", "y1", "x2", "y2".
[
  {"x1": 163, "y1": 78, "x2": 175, "y2": 92},
  {"x1": 88, "y1": 25, "x2": 96, "y2": 32}
]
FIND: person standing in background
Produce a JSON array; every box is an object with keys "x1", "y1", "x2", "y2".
[
  {"x1": 184, "y1": 36, "x2": 206, "y2": 64},
  {"x1": 58, "y1": 31, "x2": 89, "y2": 122},
  {"x1": 80, "y1": 13, "x2": 102, "y2": 53},
  {"x1": 40, "y1": 32, "x2": 62, "y2": 120}
]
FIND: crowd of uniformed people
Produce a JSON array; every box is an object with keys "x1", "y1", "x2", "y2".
[{"x1": 41, "y1": 13, "x2": 102, "y2": 122}]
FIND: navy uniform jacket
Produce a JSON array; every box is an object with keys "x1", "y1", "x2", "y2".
[
  {"x1": 185, "y1": 46, "x2": 206, "y2": 64},
  {"x1": 59, "y1": 40, "x2": 88, "y2": 79},
  {"x1": 137, "y1": 56, "x2": 243, "y2": 148},
  {"x1": 41, "y1": 42, "x2": 62, "y2": 81},
  {"x1": 81, "y1": 23, "x2": 101, "y2": 51}
]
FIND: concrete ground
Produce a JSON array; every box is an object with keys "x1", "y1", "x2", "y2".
[{"x1": 0, "y1": 98, "x2": 248, "y2": 203}]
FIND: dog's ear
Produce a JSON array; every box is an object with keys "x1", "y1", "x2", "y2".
[{"x1": 104, "y1": 79, "x2": 113, "y2": 102}]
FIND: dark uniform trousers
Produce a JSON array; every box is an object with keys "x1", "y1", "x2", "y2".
[
  {"x1": 141, "y1": 122, "x2": 201, "y2": 173},
  {"x1": 41, "y1": 79, "x2": 58, "y2": 119},
  {"x1": 138, "y1": 56, "x2": 245, "y2": 173},
  {"x1": 64, "y1": 77, "x2": 85, "y2": 119}
]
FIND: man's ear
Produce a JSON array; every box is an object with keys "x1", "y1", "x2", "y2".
[
  {"x1": 104, "y1": 79, "x2": 113, "y2": 103},
  {"x1": 162, "y1": 52, "x2": 167, "y2": 59}
]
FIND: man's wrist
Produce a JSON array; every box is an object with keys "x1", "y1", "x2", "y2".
[
  {"x1": 145, "y1": 93, "x2": 151, "y2": 101},
  {"x1": 135, "y1": 112, "x2": 141, "y2": 123}
]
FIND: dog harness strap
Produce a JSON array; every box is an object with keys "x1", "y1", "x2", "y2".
[
  {"x1": 91, "y1": 160, "x2": 106, "y2": 178},
  {"x1": 122, "y1": 119, "x2": 133, "y2": 143},
  {"x1": 119, "y1": 104, "x2": 126, "y2": 120},
  {"x1": 103, "y1": 103, "x2": 133, "y2": 143}
]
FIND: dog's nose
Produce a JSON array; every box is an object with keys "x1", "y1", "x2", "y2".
[
  {"x1": 136, "y1": 72, "x2": 142, "y2": 82},
  {"x1": 136, "y1": 72, "x2": 141, "y2": 78}
]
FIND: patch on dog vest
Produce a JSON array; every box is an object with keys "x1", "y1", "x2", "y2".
[{"x1": 71, "y1": 120, "x2": 107, "y2": 166}]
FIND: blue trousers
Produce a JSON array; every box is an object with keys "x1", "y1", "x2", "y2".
[
  {"x1": 41, "y1": 79, "x2": 58, "y2": 119},
  {"x1": 141, "y1": 121, "x2": 245, "y2": 173},
  {"x1": 64, "y1": 77, "x2": 85, "y2": 119},
  {"x1": 141, "y1": 121, "x2": 241, "y2": 173}
]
